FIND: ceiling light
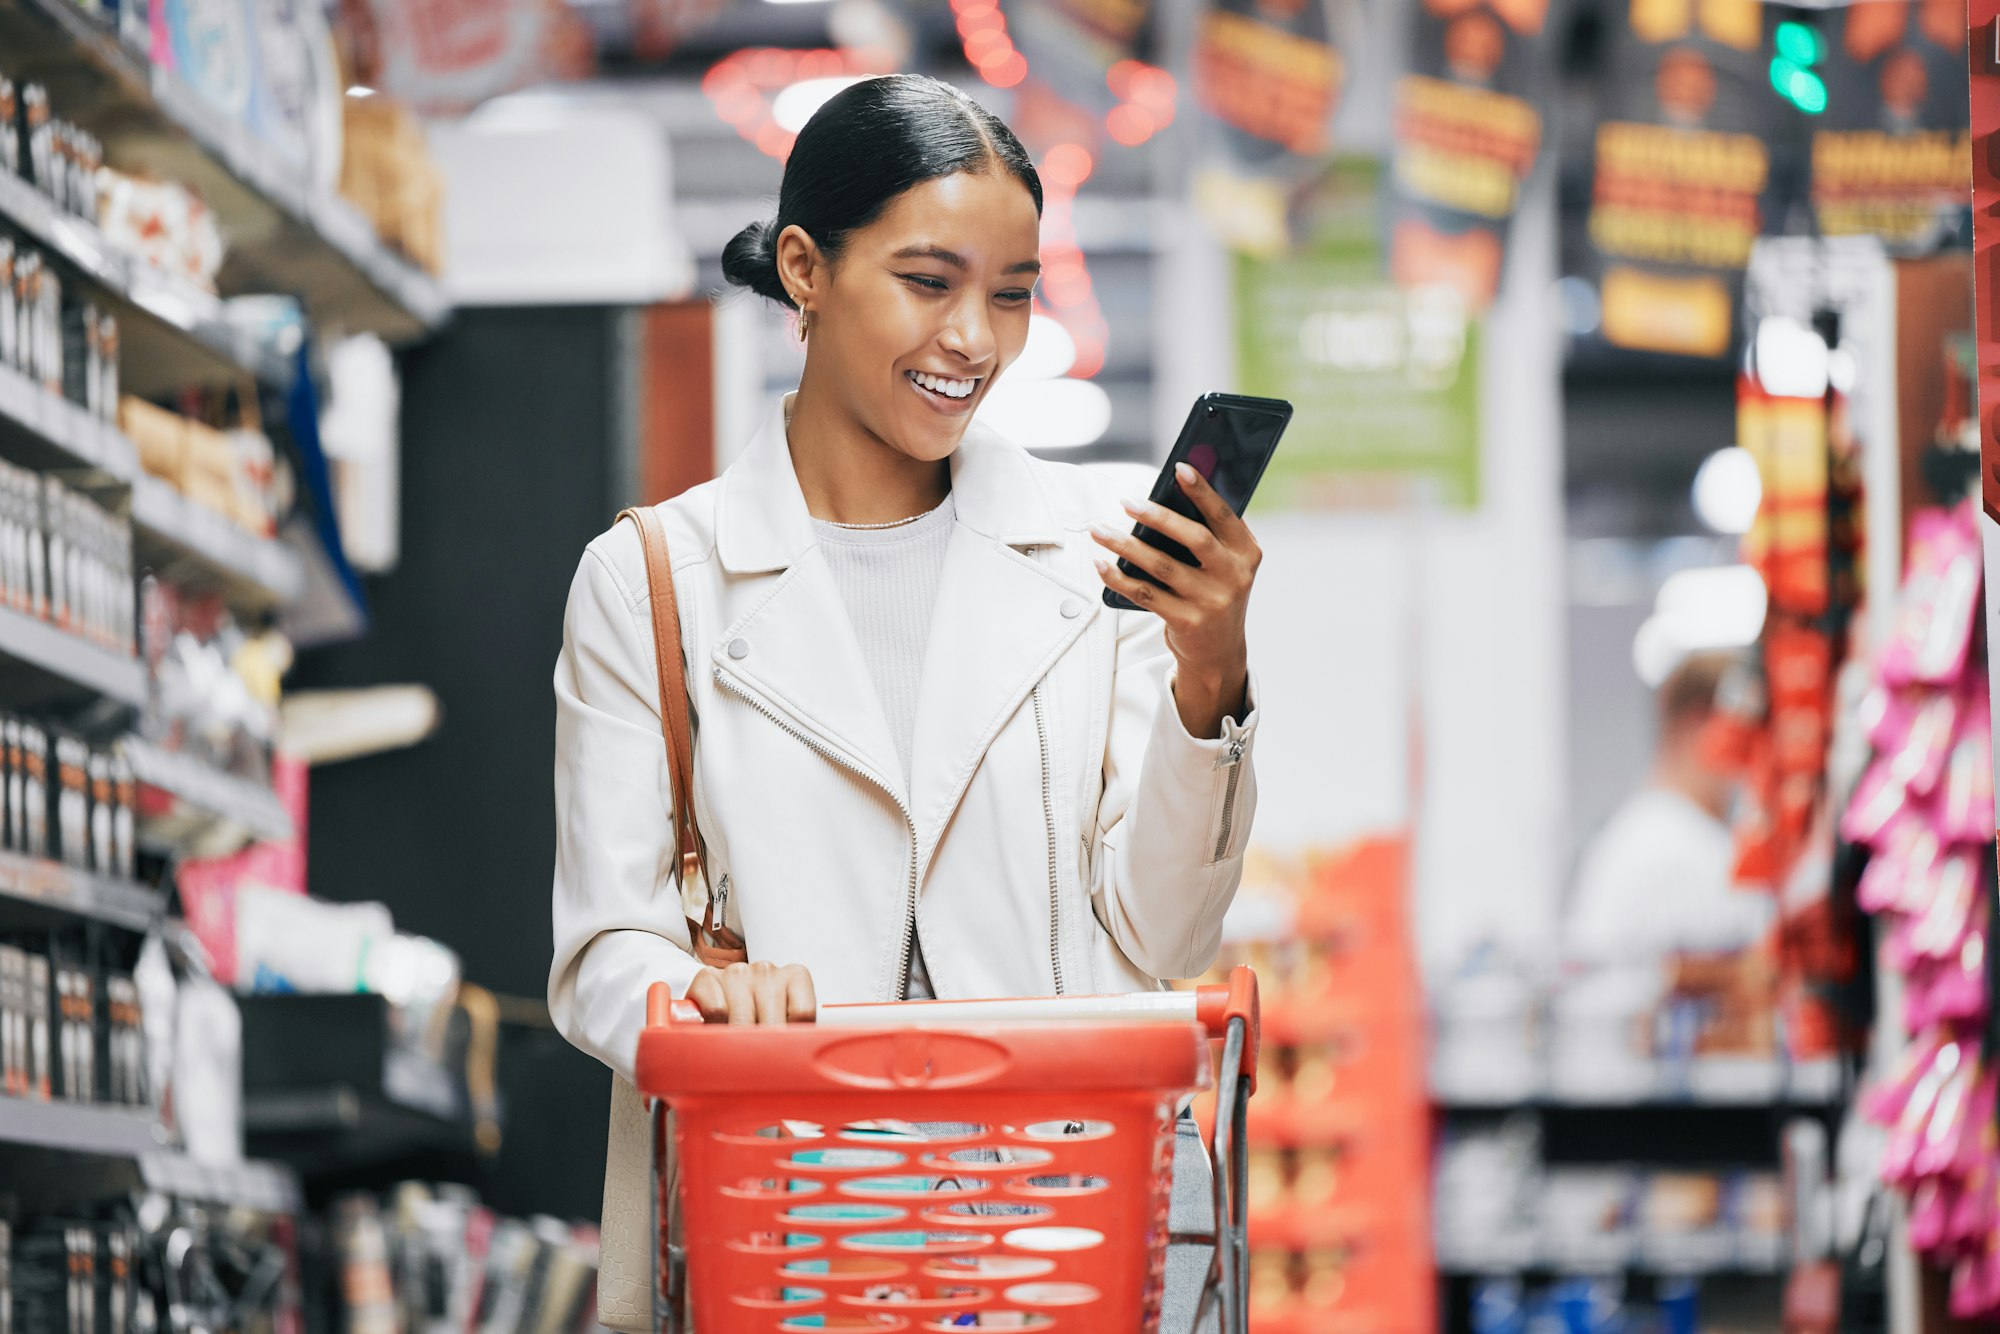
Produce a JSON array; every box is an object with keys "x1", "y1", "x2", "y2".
[
  {"x1": 1633, "y1": 563, "x2": 1767, "y2": 683},
  {"x1": 1691, "y1": 446, "x2": 1762, "y2": 534},
  {"x1": 773, "y1": 77, "x2": 866, "y2": 131},
  {"x1": 1755, "y1": 316, "x2": 1829, "y2": 399},
  {"x1": 1011, "y1": 315, "x2": 1077, "y2": 380}
]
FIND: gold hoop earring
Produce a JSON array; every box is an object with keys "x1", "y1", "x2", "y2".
[{"x1": 797, "y1": 310, "x2": 811, "y2": 342}]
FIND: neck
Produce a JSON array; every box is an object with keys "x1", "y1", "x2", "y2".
[
  {"x1": 1654, "y1": 751, "x2": 1727, "y2": 822},
  {"x1": 787, "y1": 378, "x2": 951, "y2": 525}
]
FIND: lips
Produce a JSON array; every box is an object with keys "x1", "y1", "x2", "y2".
[{"x1": 905, "y1": 369, "x2": 982, "y2": 416}]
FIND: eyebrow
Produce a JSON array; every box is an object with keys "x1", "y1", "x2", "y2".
[{"x1": 891, "y1": 244, "x2": 1042, "y2": 276}]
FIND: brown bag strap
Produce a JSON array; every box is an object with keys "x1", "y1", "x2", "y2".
[{"x1": 616, "y1": 508, "x2": 741, "y2": 954}]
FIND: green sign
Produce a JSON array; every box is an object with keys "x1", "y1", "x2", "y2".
[{"x1": 1237, "y1": 159, "x2": 1482, "y2": 511}]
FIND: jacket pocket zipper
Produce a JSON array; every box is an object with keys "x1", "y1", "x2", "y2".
[
  {"x1": 1032, "y1": 685, "x2": 1063, "y2": 995},
  {"x1": 1213, "y1": 735, "x2": 1248, "y2": 863},
  {"x1": 714, "y1": 667, "x2": 921, "y2": 999}
]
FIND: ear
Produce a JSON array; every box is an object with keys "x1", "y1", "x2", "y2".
[{"x1": 773, "y1": 225, "x2": 823, "y2": 311}]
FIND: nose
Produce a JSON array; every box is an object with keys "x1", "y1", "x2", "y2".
[{"x1": 936, "y1": 292, "x2": 995, "y2": 365}]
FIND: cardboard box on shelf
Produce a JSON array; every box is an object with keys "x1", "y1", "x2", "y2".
[
  {"x1": 339, "y1": 98, "x2": 444, "y2": 274},
  {"x1": 120, "y1": 396, "x2": 188, "y2": 484}
]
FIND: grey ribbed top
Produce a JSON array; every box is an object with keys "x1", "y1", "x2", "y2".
[
  {"x1": 810, "y1": 493, "x2": 956, "y2": 789},
  {"x1": 811, "y1": 494, "x2": 955, "y2": 1001}
]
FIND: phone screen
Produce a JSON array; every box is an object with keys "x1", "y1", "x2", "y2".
[{"x1": 1107, "y1": 394, "x2": 1291, "y2": 610}]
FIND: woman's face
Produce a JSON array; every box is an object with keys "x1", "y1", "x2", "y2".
[{"x1": 794, "y1": 168, "x2": 1042, "y2": 463}]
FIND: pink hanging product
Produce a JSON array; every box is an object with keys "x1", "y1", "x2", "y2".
[{"x1": 1846, "y1": 501, "x2": 2000, "y2": 1310}]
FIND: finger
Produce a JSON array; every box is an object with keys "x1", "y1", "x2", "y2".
[
  {"x1": 1089, "y1": 524, "x2": 1197, "y2": 592},
  {"x1": 753, "y1": 966, "x2": 794, "y2": 1025},
  {"x1": 786, "y1": 967, "x2": 818, "y2": 1023},
  {"x1": 1172, "y1": 464, "x2": 1252, "y2": 544},
  {"x1": 1095, "y1": 557, "x2": 1191, "y2": 617},
  {"x1": 685, "y1": 969, "x2": 729, "y2": 1022},
  {"x1": 1118, "y1": 498, "x2": 1219, "y2": 564},
  {"x1": 720, "y1": 966, "x2": 759, "y2": 1025}
]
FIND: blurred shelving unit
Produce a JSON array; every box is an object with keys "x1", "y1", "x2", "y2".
[
  {"x1": 0, "y1": 0, "x2": 450, "y2": 1249},
  {"x1": 0, "y1": 0, "x2": 449, "y2": 348}
]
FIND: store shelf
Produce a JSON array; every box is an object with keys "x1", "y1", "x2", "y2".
[
  {"x1": 140, "y1": 1150, "x2": 302, "y2": 1214},
  {"x1": 1436, "y1": 1092, "x2": 1843, "y2": 1113},
  {"x1": 1436, "y1": 1254, "x2": 1786, "y2": 1279},
  {"x1": 0, "y1": 845, "x2": 162, "y2": 930},
  {"x1": 0, "y1": 357, "x2": 137, "y2": 477},
  {"x1": 0, "y1": 599, "x2": 146, "y2": 706},
  {"x1": 126, "y1": 739, "x2": 291, "y2": 845},
  {"x1": 0, "y1": 0, "x2": 449, "y2": 344},
  {"x1": 0, "y1": 169, "x2": 291, "y2": 389},
  {"x1": 0, "y1": 1096, "x2": 163, "y2": 1157},
  {"x1": 131, "y1": 474, "x2": 304, "y2": 610}
]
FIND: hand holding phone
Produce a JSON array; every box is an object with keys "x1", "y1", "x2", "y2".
[{"x1": 1096, "y1": 393, "x2": 1291, "y2": 613}]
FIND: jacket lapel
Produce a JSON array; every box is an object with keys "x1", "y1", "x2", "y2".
[
  {"x1": 710, "y1": 547, "x2": 905, "y2": 794},
  {"x1": 710, "y1": 393, "x2": 1100, "y2": 827},
  {"x1": 908, "y1": 523, "x2": 1096, "y2": 865}
]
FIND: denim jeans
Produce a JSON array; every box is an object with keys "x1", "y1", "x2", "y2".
[{"x1": 1161, "y1": 1115, "x2": 1221, "y2": 1333}]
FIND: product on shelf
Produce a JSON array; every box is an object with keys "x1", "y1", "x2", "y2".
[
  {"x1": 0, "y1": 715, "x2": 136, "y2": 877},
  {"x1": 60, "y1": 304, "x2": 118, "y2": 426},
  {"x1": 333, "y1": 1183, "x2": 597, "y2": 1334},
  {"x1": 1843, "y1": 490, "x2": 2000, "y2": 1317},
  {"x1": 1193, "y1": 839, "x2": 1433, "y2": 1333},
  {"x1": 7, "y1": 1205, "x2": 295, "y2": 1333},
  {"x1": 121, "y1": 395, "x2": 283, "y2": 538},
  {"x1": 339, "y1": 97, "x2": 443, "y2": 274},
  {"x1": 95, "y1": 170, "x2": 225, "y2": 294},
  {"x1": 3, "y1": 245, "x2": 64, "y2": 394},
  {"x1": 138, "y1": 578, "x2": 282, "y2": 789},
  {"x1": 25, "y1": 952, "x2": 45, "y2": 1101},
  {"x1": 55, "y1": 961, "x2": 94, "y2": 1102}
]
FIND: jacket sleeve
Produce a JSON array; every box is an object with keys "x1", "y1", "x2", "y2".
[
  {"x1": 1089, "y1": 602, "x2": 1260, "y2": 981},
  {"x1": 547, "y1": 542, "x2": 704, "y2": 1085}
]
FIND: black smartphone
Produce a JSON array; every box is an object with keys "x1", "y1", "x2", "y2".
[{"x1": 1103, "y1": 392, "x2": 1292, "y2": 611}]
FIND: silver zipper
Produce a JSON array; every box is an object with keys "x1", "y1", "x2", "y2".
[
  {"x1": 1032, "y1": 686, "x2": 1063, "y2": 995},
  {"x1": 1213, "y1": 735, "x2": 1247, "y2": 863},
  {"x1": 712, "y1": 872, "x2": 730, "y2": 928},
  {"x1": 713, "y1": 667, "x2": 921, "y2": 999}
]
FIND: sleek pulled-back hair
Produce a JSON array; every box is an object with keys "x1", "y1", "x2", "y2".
[{"x1": 720, "y1": 75, "x2": 1043, "y2": 309}]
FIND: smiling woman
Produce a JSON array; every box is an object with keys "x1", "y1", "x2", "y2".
[
  {"x1": 554, "y1": 72, "x2": 1262, "y2": 1333},
  {"x1": 720, "y1": 79, "x2": 1046, "y2": 518}
]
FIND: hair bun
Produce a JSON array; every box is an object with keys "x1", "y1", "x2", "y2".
[{"x1": 721, "y1": 217, "x2": 792, "y2": 307}]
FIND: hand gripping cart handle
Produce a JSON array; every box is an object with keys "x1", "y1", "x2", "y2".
[{"x1": 633, "y1": 966, "x2": 1260, "y2": 1333}]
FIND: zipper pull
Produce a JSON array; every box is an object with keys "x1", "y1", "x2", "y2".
[
  {"x1": 713, "y1": 872, "x2": 730, "y2": 920},
  {"x1": 1215, "y1": 736, "x2": 1248, "y2": 770}
]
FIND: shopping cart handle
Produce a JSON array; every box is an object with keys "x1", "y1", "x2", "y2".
[
  {"x1": 642, "y1": 966, "x2": 1261, "y2": 1086},
  {"x1": 1199, "y1": 965, "x2": 1261, "y2": 1091}
]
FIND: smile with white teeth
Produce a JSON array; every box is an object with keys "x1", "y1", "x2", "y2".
[{"x1": 907, "y1": 370, "x2": 978, "y2": 400}]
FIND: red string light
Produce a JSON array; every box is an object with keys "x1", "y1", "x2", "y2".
[
  {"x1": 1104, "y1": 60, "x2": 1176, "y2": 145},
  {"x1": 701, "y1": 47, "x2": 878, "y2": 160},
  {"x1": 950, "y1": 0, "x2": 1029, "y2": 88},
  {"x1": 1035, "y1": 142, "x2": 1107, "y2": 377}
]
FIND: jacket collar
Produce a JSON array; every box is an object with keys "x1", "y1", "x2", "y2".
[{"x1": 715, "y1": 391, "x2": 1062, "y2": 574}]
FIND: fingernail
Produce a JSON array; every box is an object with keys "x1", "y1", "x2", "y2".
[
  {"x1": 1093, "y1": 557, "x2": 1111, "y2": 575},
  {"x1": 1120, "y1": 498, "x2": 1142, "y2": 513},
  {"x1": 1175, "y1": 462, "x2": 1196, "y2": 483},
  {"x1": 1089, "y1": 522, "x2": 1115, "y2": 539}
]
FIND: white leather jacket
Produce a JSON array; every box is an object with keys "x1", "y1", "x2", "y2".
[{"x1": 547, "y1": 394, "x2": 1260, "y2": 1082}]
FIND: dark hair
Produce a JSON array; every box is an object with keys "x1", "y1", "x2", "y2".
[{"x1": 720, "y1": 75, "x2": 1043, "y2": 309}]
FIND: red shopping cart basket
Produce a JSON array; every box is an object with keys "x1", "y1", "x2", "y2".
[{"x1": 632, "y1": 966, "x2": 1260, "y2": 1333}]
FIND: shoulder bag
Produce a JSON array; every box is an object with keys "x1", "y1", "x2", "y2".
[{"x1": 597, "y1": 506, "x2": 746, "y2": 1331}]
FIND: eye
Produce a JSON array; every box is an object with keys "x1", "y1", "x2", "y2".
[
  {"x1": 997, "y1": 288, "x2": 1035, "y2": 305},
  {"x1": 899, "y1": 273, "x2": 949, "y2": 292}
]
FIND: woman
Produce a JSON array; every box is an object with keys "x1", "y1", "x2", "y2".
[{"x1": 549, "y1": 74, "x2": 1262, "y2": 1325}]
